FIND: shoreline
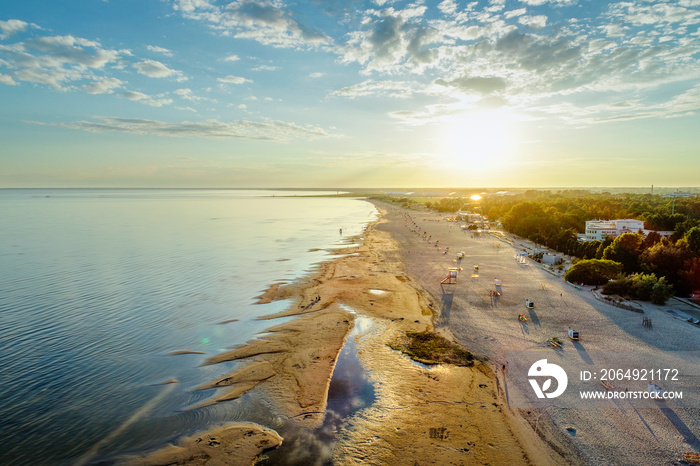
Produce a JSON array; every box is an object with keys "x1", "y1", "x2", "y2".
[{"x1": 128, "y1": 200, "x2": 569, "y2": 465}]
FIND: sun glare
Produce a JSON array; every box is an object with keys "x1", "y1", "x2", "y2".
[
  {"x1": 441, "y1": 109, "x2": 516, "y2": 173},
  {"x1": 470, "y1": 194, "x2": 482, "y2": 201}
]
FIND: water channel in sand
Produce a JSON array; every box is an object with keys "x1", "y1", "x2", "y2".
[{"x1": 258, "y1": 315, "x2": 376, "y2": 465}]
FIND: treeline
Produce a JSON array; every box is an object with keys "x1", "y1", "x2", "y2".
[
  {"x1": 424, "y1": 198, "x2": 463, "y2": 212},
  {"x1": 479, "y1": 191, "x2": 700, "y2": 297}
]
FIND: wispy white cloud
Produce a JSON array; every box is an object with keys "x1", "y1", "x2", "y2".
[
  {"x1": 174, "y1": 87, "x2": 215, "y2": 102},
  {"x1": 556, "y1": 83, "x2": 700, "y2": 125},
  {"x1": 171, "y1": 0, "x2": 330, "y2": 49},
  {"x1": 331, "y1": 79, "x2": 435, "y2": 99},
  {"x1": 518, "y1": 15, "x2": 548, "y2": 29},
  {"x1": 252, "y1": 64, "x2": 277, "y2": 71},
  {"x1": 504, "y1": 8, "x2": 528, "y2": 19},
  {"x1": 83, "y1": 76, "x2": 123, "y2": 94},
  {"x1": 607, "y1": 1, "x2": 700, "y2": 27},
  {"x1": 0, "y1": 34, "x2": 126, "y2": 90},
  {"x1": 34, "y1": 116, "x2": 337, "y2": 140},
  {"x1": 309, "y1": 72, "x2": 323, "y2": 78},
  {"x1": 218, "y1": 75, "x2": 251, "y2": 84},
  {"x1": 223, "y1": 54, "x2": 240, "y2": 62},
  {"x1": 133, "y1": 59, "x2": 186, "y2": 80},
  {"x1": 518, "y1": 0, "x2": 576, "y2": 6},
  {"x1": 146, "y1": 45, "x2": 173, "y2": 56},
  {"x1": 122, "y1": 90, "x2": 173, "y2": 107},
  {"x1": 0, "y1": 73, "x2": 17, "y2": 85},
  {"x1": 0, "y1": 19, "x2": 33, "y2": 39}
]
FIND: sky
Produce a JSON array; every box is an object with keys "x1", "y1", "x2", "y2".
[{"x1": 1, "y1": 0, "x2": 699, "y2": 188}]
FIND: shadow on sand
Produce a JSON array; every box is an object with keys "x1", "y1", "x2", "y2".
[
  {"x1": 438, "y1": 287, "x2": 454, "y2": 326},
  {"x1": 572, "y1": 340, "x2": 594, "y2": 365},
  {"x1": 660, "y1": 406, "x2": 700, "y2": 450}
]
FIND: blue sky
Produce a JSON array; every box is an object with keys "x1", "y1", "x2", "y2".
[{"x1": 1, "y1": 0, "x2": 699, "y2": 188}]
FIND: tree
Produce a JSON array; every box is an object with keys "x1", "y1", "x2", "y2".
[
  {"x1": 651, "y1": 277, "x2": 674, "y2": 305},
  {"x1": 602, "y1": 273, "x2": 675, "y2": 304},
  {"x1": 631, "y1": 273, "x2": 658, "y2": 301},
  {"x1": 595, "y1": 237, "x2": 613, "y2": 259},
  {"x1": 685, "y1": 226, "x2": 700, "y2": 254},
  {"x1": 603, "y1": 233, "x2": 643, "y2": 273},
  {"x1": 565, "y1": 259, "x2": 623, "y2": 286},
  {"x1": 640, "y1": 241, "x2": 689, "y2": 294},
  {"x1": 641, "y1": 231, "x2": 661, "y2": 250}
]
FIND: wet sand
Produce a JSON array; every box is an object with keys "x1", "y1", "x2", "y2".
[{"x1": 129, "y1": 202, "x2": 574, "y2": 465}]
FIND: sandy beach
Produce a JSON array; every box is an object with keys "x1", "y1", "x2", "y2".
[
  {"x1": 130, "y1": 199, "x2": 700, "y2": 465},
  {"x1": 130, "y1": 201, "x2": 572, "y2": 465},
  {"x1": 375, "y1": 201, "x2": 700, "y2": 465}
]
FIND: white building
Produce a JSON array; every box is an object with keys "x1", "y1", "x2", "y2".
[
  {"x1": 663, "y1": 191, "x2": 696, "y2": 198},
  {"x1": 542, "y1": 253, "x2": 563, "y2": 265},
  {"x1": 584, "y1": 219, "x2": 645, "y2": 241},
  {"x1": 457, "y1": 211, "x2": 483, "y2": 223}
]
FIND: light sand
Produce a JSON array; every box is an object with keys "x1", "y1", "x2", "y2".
[
  {"x1": 375, "y1": 200, "x2": 700, "y2": 465},
  {"x1": 125, "y1": 423, "x2": 282, "y2": 466},
  {"x1": 133, "y1": 201, "x2": 578, "y2": 465}
]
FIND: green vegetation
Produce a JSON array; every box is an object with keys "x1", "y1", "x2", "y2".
[
  {"x1": 565, "y1": 259, "x2": 623, "y2": 286},
  {"x1": 371, "y1": 195, "x2": 425, "y2": 210},
  {"x1": 602, "y1": 273, "x2": 675, "y2": 305},
  {"x1": 391, "y1": 331, "x2": 474, "y2": 366},
  {"x1": 602, "y1": 233, "x2": 643, "y2": 273},
  {"x1": 479, "y1": 191, "x2": 700, "y2": 296},
  {"x1": 424, "y1": 197, "x2": 464, "y2": 212}
]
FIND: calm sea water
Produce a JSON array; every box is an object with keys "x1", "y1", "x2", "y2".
[{"x1": 0, "y1": 189, "x2": 378, "y2": 465}]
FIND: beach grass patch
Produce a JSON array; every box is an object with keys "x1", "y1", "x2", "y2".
[{"x1": 391, "y1": 331, "x2": 474, "y2": 366}]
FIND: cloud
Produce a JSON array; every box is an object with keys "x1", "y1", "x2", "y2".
[
  {"x1": 223, "y1": 54, "x2": 240, "y2": 61},
  {"x1": 607, "y1": 1, "x2": 700, "y2": 27},
  {"x1": 435, "y1": 76, "x2": 508, "y2": 94},
  {"x1": 174, "y1": 87, "x2": 215, "y2": 102},
  {"x1": 146, "y1": 45, "x2": 173, "y2": 56},
  {"x1": 504, "y1": 8, "x2": 528, "y2": 19},
  {"x1": 25, "y1": 35, "x2": 121, "y2": 67},
  {"x1": 518, "y1": 15, "x2": 548, "y2": 29},
  {"x1": 0, "y1": 19, "x2": 32, "y2": 39},
  {"x1": 133, "y1": 59, "x2": 186, "y2": 80},
  {"x1": 252, "y1": 64, "x2": 277, "y2": 71},
  {"x1": 83, "y1": 77, "x2": 123, "y2": 94},
  {"x1": 326, "y1": 0, "x2": 700, "y2": 129},
  {"x1": 562, "y1": 83, "x2": 700, "y2": 125},
  {"x1": 172, "y1": 0, "x2": 330, "y2": 49},
  {"x1": 0, "y1": 73, "x2": 17, "y2": 85},
  {"x1": 0, "y1": 34, "x2": 126, "y2": 90},
  {"x1": 331, "y1": 79, "x2": 444, "y2": 99},
  {"x1": 122, "y1": 90, "x2": 173, "y2": 106},
  {"x1": 38, "y1": 116, "x2": 337, "y2": 140},
  {"x1": 309, "y1": 72, "x2": 323, "y2": 78},
  {"x1": 331, "y1": 79, "x2": 431, "y2": 99},
  {"x1": 218, "y1": 75, "x2": 252, "y2": 84},
  {"x1": 340, "y1": 8, "x2": 442, "y2": 74},
  {"x1": 518, "y1": 0, "x2": 576, "y2": 5}
]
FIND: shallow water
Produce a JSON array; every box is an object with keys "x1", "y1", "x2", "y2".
[
  {"x1": 257, "y1": 316, "x2": 377, "y2": 466},
  {"x1": 0, "y1": 189, "x2": 378, "y2": 465}
]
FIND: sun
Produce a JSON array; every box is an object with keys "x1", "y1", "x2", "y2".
[{"x1": 441, "y1": 109, "x2": 516, "y2": 173}]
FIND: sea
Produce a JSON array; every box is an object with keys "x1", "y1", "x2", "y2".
[{"x1": 0, "y1": 189, "x2": 379, "y2": 465}]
